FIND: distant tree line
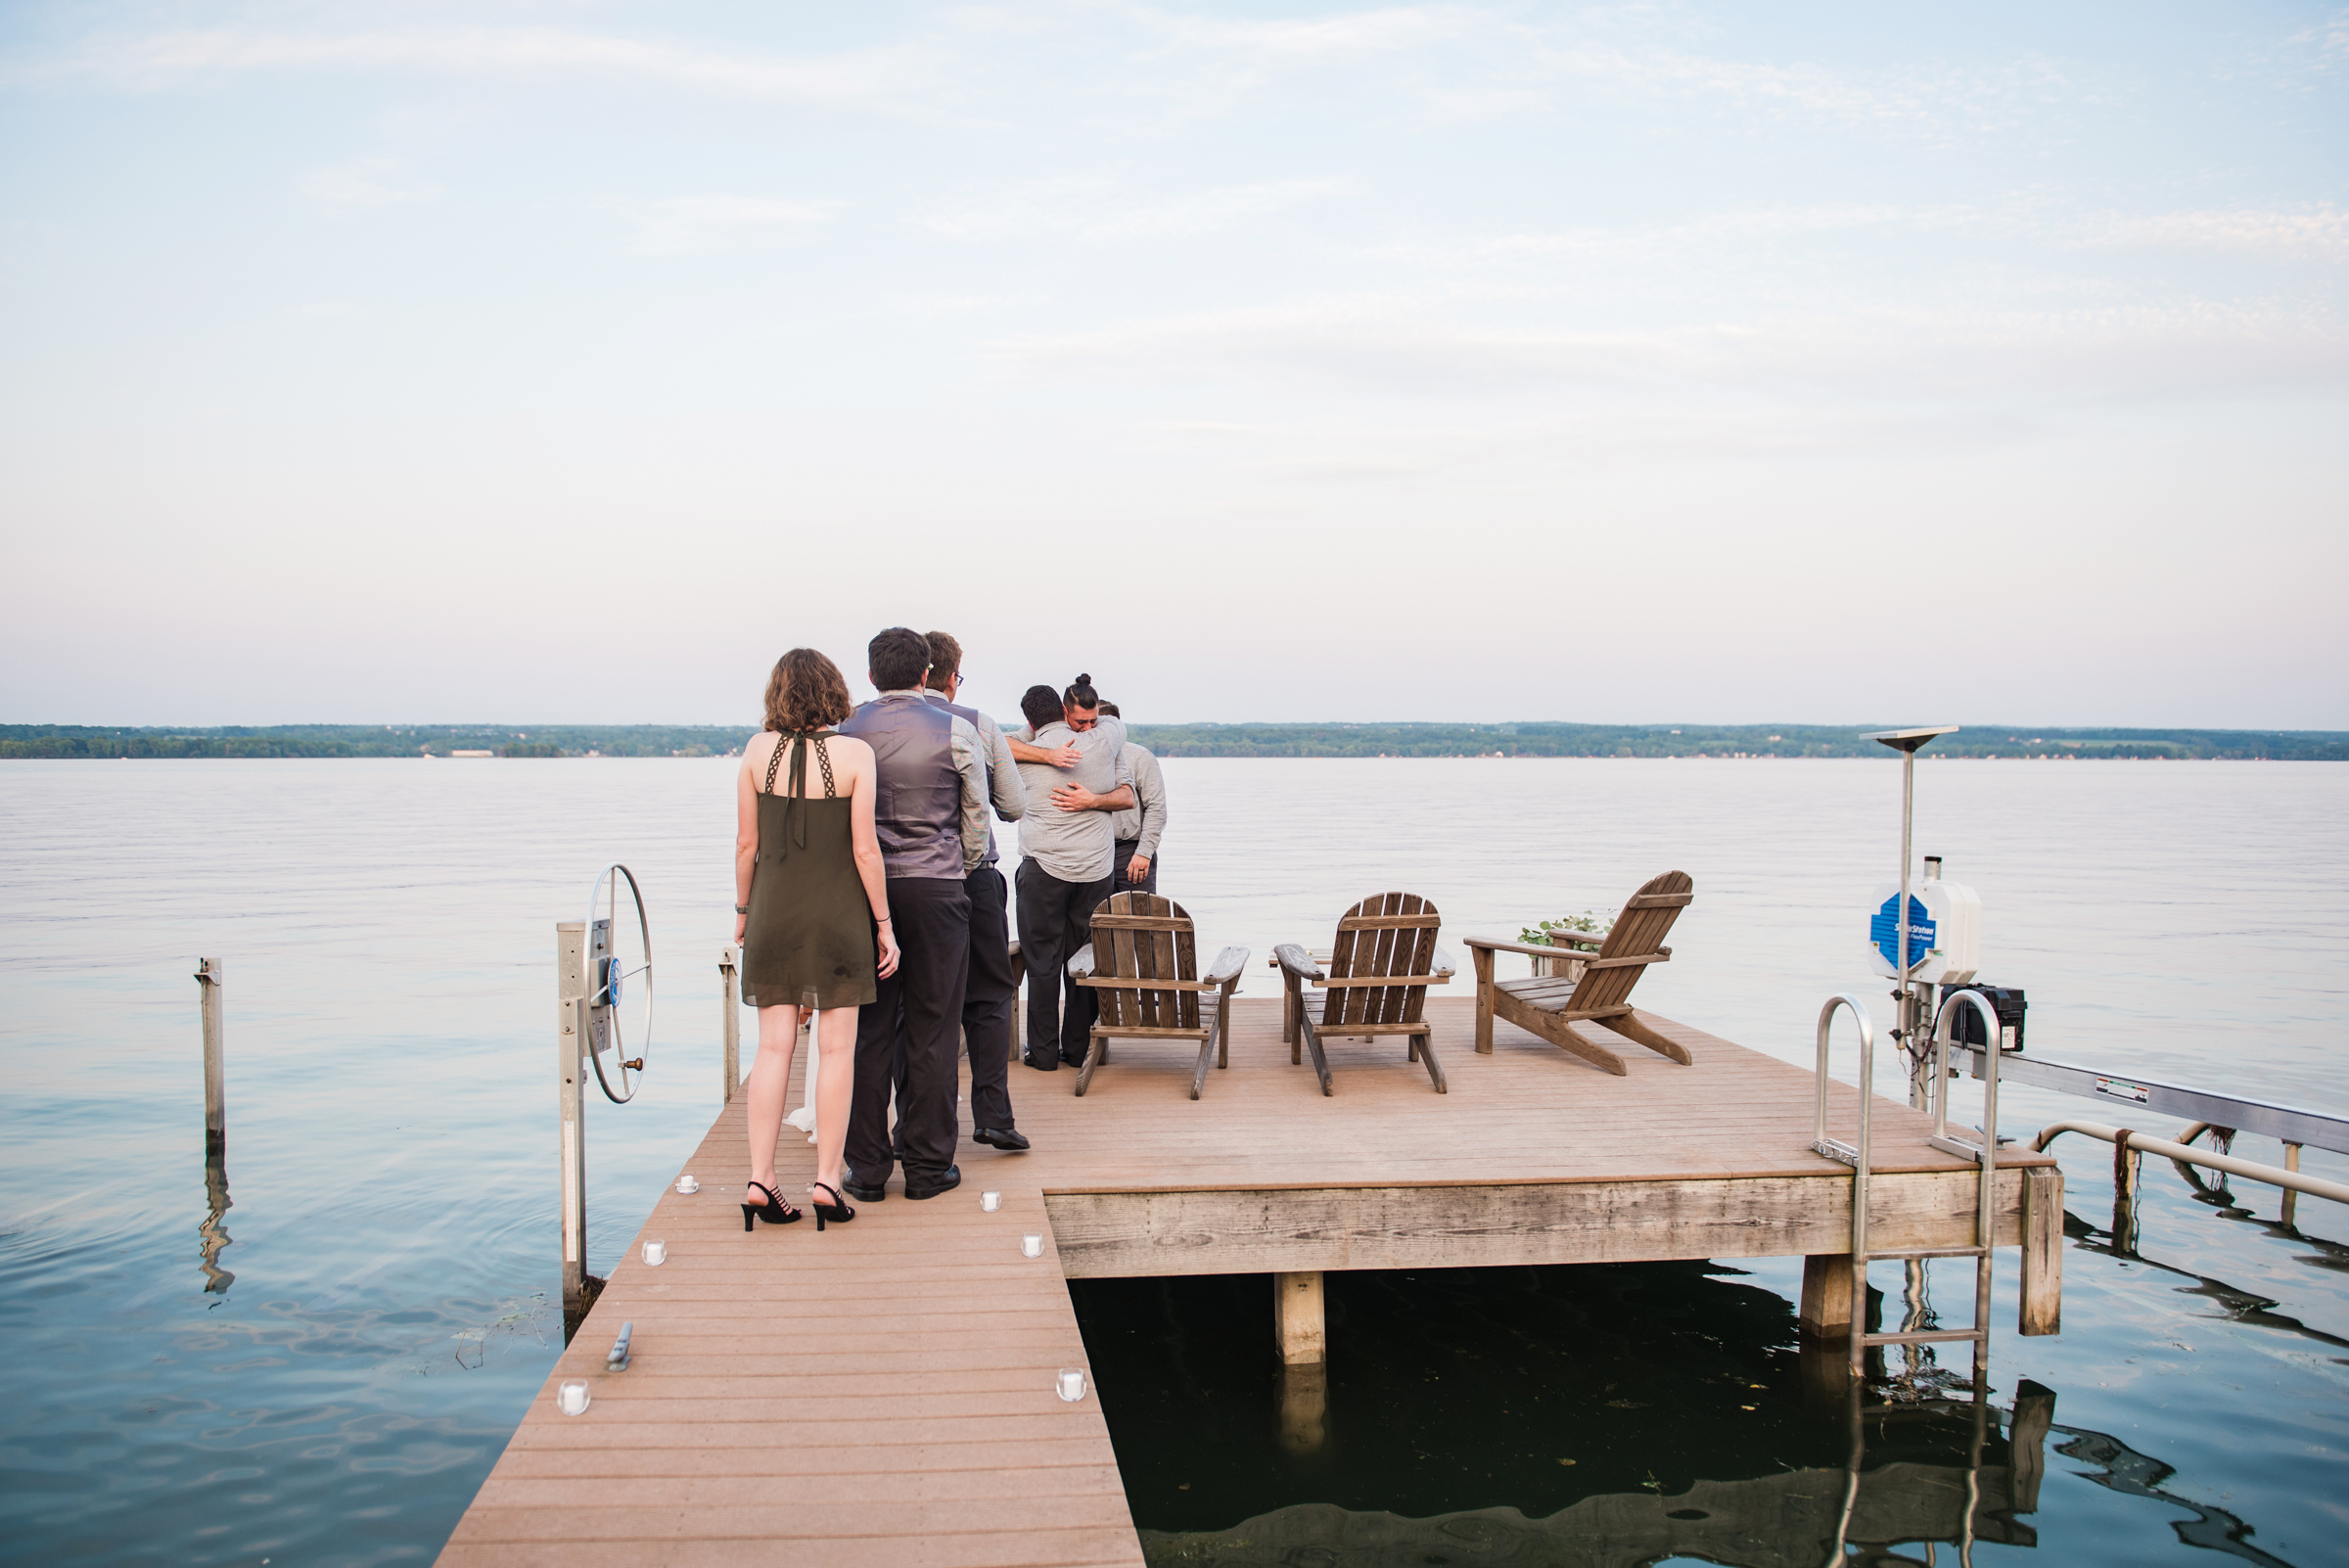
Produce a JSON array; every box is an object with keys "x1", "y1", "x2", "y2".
[
  {"x1": 3, "y1": 721, "x2": 2342, "y2": 761},
  {"x1": 1118, "y1": 722, "x2": 2349, "y2": 761},
  {"x1": 0, "y1": 724, "x2": 752, "y2": 760}
]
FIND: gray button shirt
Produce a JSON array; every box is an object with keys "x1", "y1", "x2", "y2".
[
  {"x1": 925, "y1": 692, "x2": 1025, "y2": 866},
  {"x1": 1013, "y1": 715, "x2": 1130, "y2": 884},
  {"x1": 1108, "y1": 742, "x2": 1167, "y2": 856}
]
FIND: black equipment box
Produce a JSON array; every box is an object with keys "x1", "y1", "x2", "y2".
[{"x1": 1938, "y1": 984, "x2": 2026, "y2": 1052}]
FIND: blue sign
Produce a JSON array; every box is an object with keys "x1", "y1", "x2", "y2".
[{"x1": 1871, "y1": 894, "x2": 1936, "y2": 970}]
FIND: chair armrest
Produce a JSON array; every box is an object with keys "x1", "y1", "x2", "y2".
[
  {"x1": 1066, "y1": 944, "x2": 1095, "y2": 980},
  {"x1": 1271, "y1": 944, "x2": 1323, "y2": 983},
  {"x1": 1430, "y1": 945, "x2": 1457, "y2": 982},
  {"x1": 1205, "y1": 945, "x2": 1251, "y2": 988},
  {"x1": 1466, "y1": 936, "x2": 1598, "y2": 961}
]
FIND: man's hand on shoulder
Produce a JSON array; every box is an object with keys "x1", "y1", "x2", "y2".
[{"x1": 1009, "y1": 734, "x2": 1082, "y2": 768}]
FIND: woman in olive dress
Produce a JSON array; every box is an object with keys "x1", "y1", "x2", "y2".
[{"x1": 733, "y1": 647, "x2": 898, "y2": 1231}]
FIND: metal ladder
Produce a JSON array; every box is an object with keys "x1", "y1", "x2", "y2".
[{"x1": 1814, "y1": 990, "x2": 2007, "y2": 1379}]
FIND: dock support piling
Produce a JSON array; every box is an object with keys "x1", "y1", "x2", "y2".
[
  {"x1": 197, "y1": 958, "x2": 225, "y2": 1155},
  {"x1": 719, "y1": 945, "x2": 741, "y2": 1105},
  {"x1": 1273, "y1": 1270, "x2": 1325, "y2": 1365},
  {"x1": 1799, "y1": 1253, "x2": 1852, "y2": 1339},
  {"x1": 2020, "y1": 1166, "x2": 2062, "y2": 1335},
  {"x1": 2282, "y1": 1142, "x2": 2302, "y2": 1228},
  {"x1": 1277, "y1": 1362, "x2": 1328, "y2": 1453},
  {"x1": 2111, "y1": 1130, "x2": 2141, "y2": 1256}
]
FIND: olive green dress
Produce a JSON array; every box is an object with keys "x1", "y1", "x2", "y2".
[{"x1": 742, "y1": 731, "x2": 877, "y2": 1011}]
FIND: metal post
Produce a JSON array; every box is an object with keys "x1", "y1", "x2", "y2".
[
  {"x1": 558, "y1": 922, "x2": 593, "y2": 1336},
  {"x1": 720, "y1": 945, "x2": 742, "y2": 1105},
  {"x1": 1898, "y1": 746, "x2": 1920, "y2": 1109},
  {"x1": 197, "y1": 958, "x2": 225, "y2": 1156}
]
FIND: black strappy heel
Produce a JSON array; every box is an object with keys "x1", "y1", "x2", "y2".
[
  {"x1": 810, "y1": 1182, "x2": 855, "y2": 1232},
  {"x1": 741, "y1": 1180, "x2": 802, "y2": 1231}
]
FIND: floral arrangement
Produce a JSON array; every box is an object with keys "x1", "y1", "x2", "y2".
[{"x1": 1519, "y1": 909, "x2": 1614, "y2": 946}]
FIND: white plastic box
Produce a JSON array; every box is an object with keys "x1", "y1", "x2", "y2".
[{"x1": 1866, "y1": 877, "x2": 1980, "y2": 985}]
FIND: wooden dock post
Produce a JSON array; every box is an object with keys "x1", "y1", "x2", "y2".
[
  {"x1": 2019, "y1": 1166, "x2": 2062, "y2": 1335},
  {"x1": 1278, "y1": 1362, "x2": 1328, "y2": 1453},
  {"x1": 556, "y1": 923, "x2": 597, "y2": 1337},
  {"x1": 2281, "y1": 1142, "x2": 2302, "y2": 1228},
  {"x1": 1798, "y1": 1254, "x2": 1851, "y2": 1339},
  {"x1": 1273, "y1": 1270, "x2": 1325, "y2": 1364},
  {"x1": 196, "y1": 958, "x2": 225, "y2": 1155},
  {"x1": 2111, "y1": 1130, "x2": 2142, "y2": 1257},
  {"x1": 718, "y1": 945, "x2": 741, "y2": 1105}
]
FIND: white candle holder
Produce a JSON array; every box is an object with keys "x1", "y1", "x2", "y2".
[
  {"x1": 642, "y1": 1240, "x2": 667, "y2": 1267},
  {"x1": 1055, "y1": 1368, "x2": 1086, "y2": 1403},
  {"x1": 557, "y1": 1381, "x2": 591, "y2": 1415},
  {"x1": 1021, "y1": 1233, "x2": 1043, "y2": 1259},
  {"x1": 982, "y1": 1191, "x2": 1001, "y2": 1213}
]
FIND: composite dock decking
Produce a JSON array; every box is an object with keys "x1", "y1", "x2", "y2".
[{"x1": 440, "y1": 995, "x2": 2058, "y2": 1568}]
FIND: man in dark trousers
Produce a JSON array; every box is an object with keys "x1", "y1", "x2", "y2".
[
  {"x1": 1010, "y1": 675, "x2": 1133, "y2": 1069},
  {"x1": 919, "y1": 629, "x2": 1031, "y2": 1151},
  {"x1": 838, "y1": 626, "x2": 988, "y2": 1202}
]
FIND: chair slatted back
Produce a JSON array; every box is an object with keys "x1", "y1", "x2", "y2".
[
  {"x1": 1322, "y1": 892, "x2": 1441, "y2": 1029},
  {"x1": 1090, "y1": 893, "x2": 1201, "y2": 1032},
  {"x1": 1563, "y1": 870, "x2": 1693, "y2": 1013}
]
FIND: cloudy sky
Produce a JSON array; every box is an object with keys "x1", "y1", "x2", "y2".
[{"x1": 1, "y1": 2, "x2": 2342, "y2": 727}]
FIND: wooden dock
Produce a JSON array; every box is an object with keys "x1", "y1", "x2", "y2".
[{"x1": 438, "y1": 995, "x2": 2061, "y2": 1567}]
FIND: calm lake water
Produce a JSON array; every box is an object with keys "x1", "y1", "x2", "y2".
[{"x1": 2, "y1": 757, "x2": 2344, "y2": 1566}]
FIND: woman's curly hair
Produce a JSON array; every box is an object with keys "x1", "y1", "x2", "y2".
[{"x1": 761, "y1": 648, "x2": 852, "y2": 733}]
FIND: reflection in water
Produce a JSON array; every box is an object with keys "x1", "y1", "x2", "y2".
[
  {"x1": 1145, "y1": 1390, "x2": 2045, "y2": 1566},
  {"x1": 2053, "y1": 1422, "x2": 2295, "y2": 1568},
  {"x1": 197, "y1": 1148, "x2": 234, "y2": 1295},
  {"x1": 2062, "y1": 1211, "x2": 2349, "y2": 1354}
]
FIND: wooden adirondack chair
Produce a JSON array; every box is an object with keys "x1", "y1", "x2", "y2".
[
  {"x1": 1463, "y1": 871, "x2": 1695, "y2": 1076},
  {"x1": 1273, "y1": 893, "x2": 1455, "y2": 1094},
  {"x1": 1066, "y1": 894, "x2": 1250, "y2": 1099}
]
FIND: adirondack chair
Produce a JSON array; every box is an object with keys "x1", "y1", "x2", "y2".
[
  {"x1": 1272, "y1": 893, "x2": 1456, "y2": 1094},
  {"x1": 1463, "y1": 871, "x2": 1695, "y2": 1076},
  {"x1": 1066, "y1": 894, "x2": 1250, "y2": 1099}
]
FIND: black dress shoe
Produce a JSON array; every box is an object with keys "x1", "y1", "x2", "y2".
[
  {"x1": 1024, "y1": 1054, "x2": 1058, "y2": 1072},
  {"x1": 972, "y1": 1127, "x2": 1030, "y2": 1152},
  {"x1": 840, "y1": 1178, "x2": 888, "y2": 1203},
  {"x1": 903, "y1": 1165, "x2": 962, "y2": 1200}
]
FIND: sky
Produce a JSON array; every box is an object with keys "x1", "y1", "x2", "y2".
[{"x1": 1, "y1": 2, "x2": 2343, "y2": 728}]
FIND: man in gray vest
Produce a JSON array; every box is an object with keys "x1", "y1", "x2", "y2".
[
  {"x1": 838, "y1": 627, "x2": 989, "y2": 1202},
  {"x1": 920, "y1": 630, "x2": 1031, "y2": 1151}
]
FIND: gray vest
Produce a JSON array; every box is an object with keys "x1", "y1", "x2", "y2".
[
  {"x1": 839, "y1": 694, "x2": 962, "y2": 881},
  {"x1": 927, "y1": 693, "x2": 999, "y2": 867}
]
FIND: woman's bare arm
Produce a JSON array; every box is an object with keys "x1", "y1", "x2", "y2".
[{"x1": 733, "y1": 739, "x2": 765, "y2": 945}]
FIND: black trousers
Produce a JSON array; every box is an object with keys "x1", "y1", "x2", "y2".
[
  {"x1": 895, "y1": 865, "x2": 1018, "y2": 1132},
  {"x1": 1112, "y1": 840, "x2": 1158, "y2": 899},
  {"x1": 1015, "y1": 858, "x2": 1113, "y2": 1067},
  {"x1": 851, "y1": 876, "x2": 970, "y2": 1186}
]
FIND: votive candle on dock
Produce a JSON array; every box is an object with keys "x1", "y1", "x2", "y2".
[
  {"x1": 674, "y1": 1175, "x2": 698, "y2": 1194},
  {"x1": 642, "y1": 1240, "x2": 666, "y2": 1266},
  {"x1": 1056, "y1": 1369, "x2": 1086, "y2": 1403},
  {"x1": 982, "y1": 1190, "x2": 1001, "y2": 1212},
  {"x1": 557, "y1": 1381, "x2": 590, "y2": 1415},
  {"x1": 1021, "y1": 1233, "x2": 1043, "y2": 1259}
]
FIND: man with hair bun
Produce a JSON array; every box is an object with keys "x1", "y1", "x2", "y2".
[
  {"x1": 918, "y1": 630, "x2": 1031, "y2": 1151},
  {"x1": 1009, "y1": 673, "x2": 1132, "y2": 1070},
  {"x1": 1094, "y1": 701, "x2": 1166, "y2": 899},
  {"x1": 836, "y1": 626, "x2": 990, "y2": 1202}
]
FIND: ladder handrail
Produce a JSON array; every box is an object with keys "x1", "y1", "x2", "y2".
[{"x1": 1930, "y1": 988, "x2": 2005, "y2": 1382}]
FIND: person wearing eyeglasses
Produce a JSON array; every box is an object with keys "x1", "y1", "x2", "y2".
[{"x1": 917, "y1": 630, "x2": 1031, "y2": 1151}]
